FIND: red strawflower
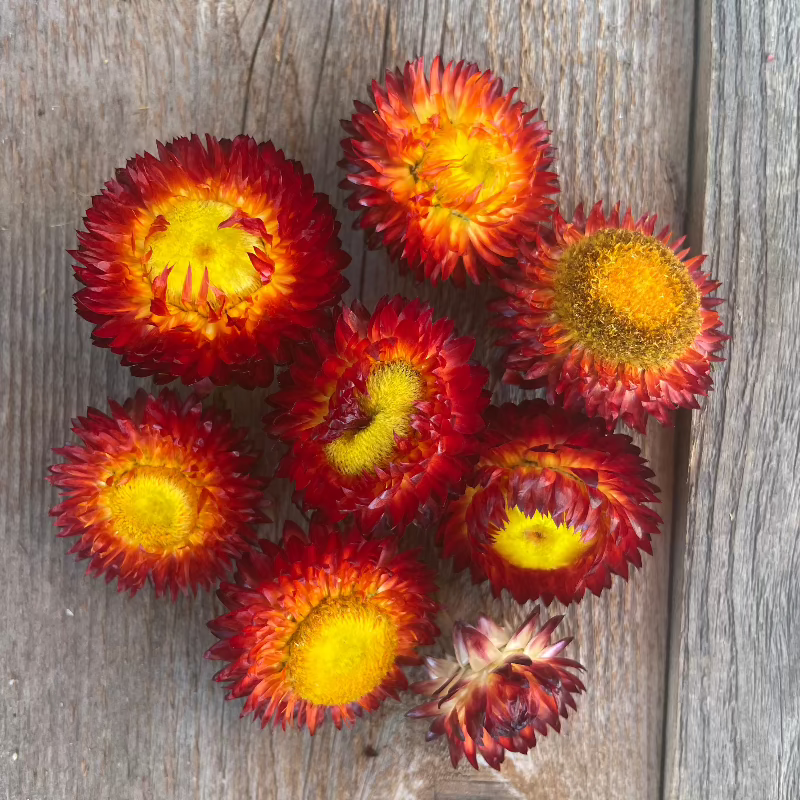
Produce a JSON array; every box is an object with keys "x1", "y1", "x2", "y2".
[
  {"x1": 73, "y1": 134, "x2": 350, "y2": 388},
  {"x1": 439, "y1": 400, "x2": 661, "y2": 605},
  {"x1": 48, "y1": 389, "x2": 267, "y2": 599},
  {"x1": 341, "y1": 56, "x2": 558, "y2": 286},
  {"x1": 266, "y1": 296, "x2": 489, "y2": 534},
  {"x1": 493, "y1": 202, "x2": 727, "y2": 431},
  {"x1": 409, "y1": 608, "x2": 585, "y2": 770},
  {"x1": 206, "y1": 520, "x2": 439, "y2": 733}
]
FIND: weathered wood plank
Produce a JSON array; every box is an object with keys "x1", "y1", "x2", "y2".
[
  {"x1": 663, "y1": 1, "x2": 800, "y2": 798},
  {"x1": 351, "y1": 2, "x2": 693, "y2": 798},
  {"x1": 0, "y1": 1, "x2": 693, "y2": 799}
]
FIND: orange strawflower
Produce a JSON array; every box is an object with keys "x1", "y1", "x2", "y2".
[
  {"x1": 48, "y1": 390, "x2": 267, "y2": 599},
  {"x1": 206, "y1": 521, "x2": 439, "y2": 733},
  {"x1": 341, "y1": 57, "x2": 558, "y2": 286},
  {"x1": 266, "y1": 296, "x2": 489, "y2": 534},
  {"x1": 409, "y1": 608, "x2": 584, "y2": 770},
  {"x1": 73, "y1": 134, "x2": 349, "y2": 388},
  {"x1": 439, "y1": 400, "x2": 661, "y2": 605},
  {"x1": 493, "y1": 202, "x2": 727, "y2": 431}
]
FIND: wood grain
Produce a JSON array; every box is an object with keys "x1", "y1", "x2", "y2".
[
  {"x1": 343, "y1": 3, "x2": 694, "y2": 799},
  {"x1": 662, "y1": 1, "x2": 800, "y2": 798},
  {"x1": 0, "y1": 1, "x2": 697, "y2": 799}
]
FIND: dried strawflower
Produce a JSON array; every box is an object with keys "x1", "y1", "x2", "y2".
[
  {"x1": 341, "y1": 57, "x2": 557, "y2": 286},
  {"x1": 206, "y1": 521, "x2": 439, "y2": 732},
  {"x1": 73, "y1": 134, "x2": 349, "y2": 388},
  {"x1": 409, "y1": 608, "x2": 584, "y2": 770},
  {"x1": 439, "y1": 400, "x2": 661, "y2": 604},
  {"x1": 493, "y1": 202, "x2": 727, "y2": 431},
  {"x1": 266, "y1": 296, "x2": 488, "y2": 534},
  {"x1": 48, "y1": 390, "x2": 267, "y2": 598}
]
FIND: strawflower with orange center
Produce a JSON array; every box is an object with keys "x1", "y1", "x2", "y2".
[
  {"x1": 341, "y1": 57, "x2": 558, "y2": 286},
  {"x1": 439, "y1": 400, "x2": 661, "y2": 605},
  {"x1": 408, "y1": 608, "x2": 585, "y2": 770},
  {"x1": 206, "y1": 521, "x2": 439, "y2": 733},
  {"x1": 73, "y1": 134, "x2": 350, "y2": 388},
  {"x1": 48, "y1": 390, "x2": 267, "y2": 599},
  {"x1": 265, "y1": 296, "x2": 489, "y2": 534},
  {"x1": 492, "y1": 202, "x2": 727, "y2": 431}
]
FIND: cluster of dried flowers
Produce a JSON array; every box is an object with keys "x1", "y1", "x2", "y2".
[{"x1": 49, "y1": 57, "x2": 726, "y2": 772}]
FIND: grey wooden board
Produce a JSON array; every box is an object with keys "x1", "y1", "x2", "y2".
[
  {"x1": 662, "y1": 1, "x2": 800, "y2": 798},
  {"x1": 0, "y1": 0, "x2": 774, "y2": 798}
]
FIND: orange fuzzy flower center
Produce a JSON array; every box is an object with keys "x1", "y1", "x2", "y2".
[
  {"x1": 325, "y1": 361, "x2": 423, "y2": 476},
  {"x1": 285, "y1": 596, "x2": 398, "y2": 706},
  {"x1": 146, "y1": 198, "x2": 264, "y2": 308},
  {"x1": 103, "y1": 466, "x2": 201, "y2": 552},
  {"x1": 491, "y1": 507, "x2": 594, "y2": 571},
  {"x1": 415, "y1": 126, "x2": 512, "y2": 209},
  {"x1": 553, "y1": 228, "x2": 702, "y2": 369}
]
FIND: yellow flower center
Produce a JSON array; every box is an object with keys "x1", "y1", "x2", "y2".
[
  {"x1": 553, "y1": 228, "x2": 702, "y2": 369},
  {"x1": 285, "y1": 596, "x2": 398, "y2": 707},
  {"x1": 146, "y1": 198, "x2": 264, "y2": 308},
  {"x1": 491, "y1": 507, "x2": 594, "y2": 571},
  {"x1": 325, "y1": 361, "x2": 423, "y2": 476},
  {"x1": 417, "y1": 126, "x2": 511, "y2": 207},
  {"x1": 104, "y1": 466, "x2": 201, "y2": 552}
]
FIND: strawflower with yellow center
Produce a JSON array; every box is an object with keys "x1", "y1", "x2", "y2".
[
  {"x1": 48, "y1": 390, "x2": 267, "y2": 599},
  {"x1": 72, "y1": 134, "x2": 349, "y2": 388},
  {"x1": 408, "y1": 608, "x2": 585, "y2": 770},
  {"x1": 439, "y1": 400, "x2": 661, "y2": 605},
  {"x1": 206, "y1": 521, "x2": 439, "y2": 733},
  {"x1": 266, "y1": 296, "x2": 489, "y2": 535},
  {"x1": 493, "y1": 202, "x2": 727, "y2": 432},
  {"x1": 341, "y1": 56, "x2": 558, "y2": 286}
]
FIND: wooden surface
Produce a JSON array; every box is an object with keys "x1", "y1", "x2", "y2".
[
  {"x1": 0, "y1": 1, "x2": 795, "y2": 799},
  {"x1": 662, "y1": 1, "x2": 800, "y2": 799}
]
